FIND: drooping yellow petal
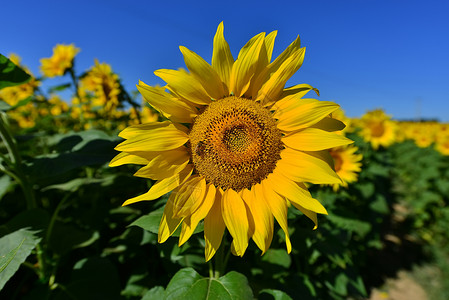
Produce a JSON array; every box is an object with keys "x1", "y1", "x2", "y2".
[
  {"x1": 255, "y1": 183, "x2": 291, "y2": 253},
  {"x1": 171, "y1": 176, "x2": 207, "y2": 218},
  {"x1": 280, "y1": 83, "x2": 319, "y2": 99},
  {"x1": 241, "y1": 188, "x2": 273, "y2": 254},
  {"x1": 158, "y1": 192, "x2": 184, "y2": 243},
  {"x1": 179, "y1": 184, "x2": 217, "y2": 246},
  {"x1": 221, "y1": 189, "x2": 251, "y2": 257},
  {"x1": 311, "y1": 116, "x2": 346, "y2": 132},
  {"x1": 154, "y1": 69, "x2": 211, "y2": 105},
  {"x1": 109, "y1": 152, "x2": 149, "y2": 167},
  {"x1": 115, "y1": 125, "x2": 189, "y2": 153},
  {"x1": 122, "y1": 165, "x2": 193, "y2": 206},
  {"x1": 134, "y1": 148, "x2": 190, "y2": 180},
  {"x1": 277, "y1": 148, "x2": 341, "y2": 184},
  {"x1": 282, "y1": 128, "x2": 353, "y2": 151},
  {"x1": 137, "y1": 81, "x2": 197, "y2": 123},
  {"x1": 229, "y1": 32, "x2": 265, "y2": 97},
  {"x1": 179, "y1": 46, "x2": 225, "y2": 100},
  {"x1": 289, "y1": 201, "x2": 318, "y2": 230},
  {"x1": 273, "y1": 98, "x2": 340, "y2": 132},
  {"x1": 212, "y1": 22, "x2": 234, "y2": 90},
  {"x1": 265, "y1": 172, "x2": 327, "y2": 214},
  {"x1": 204, "y1": 190, "x2": 225, "y2": 261},
  {"x1": 256, "y1": 48, "x2": 306, "y2": 106}
]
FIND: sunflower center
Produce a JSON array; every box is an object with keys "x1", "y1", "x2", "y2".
[
  {"x1": 190, "y1": 96, "x2": 282, "y2": 191},
  {"x1": 370, "y1": 122, "x2": 385, "y2": 137},
  {"x1": 330, "y1": 151, "x2": 343, "y2": 172}
]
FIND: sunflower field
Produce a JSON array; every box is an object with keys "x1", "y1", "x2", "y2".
[{"x1": 1, "y1": 27, "x2": 449, "y2": 300}]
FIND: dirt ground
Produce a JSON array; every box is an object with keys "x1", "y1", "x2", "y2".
[{"x1": 369, "y1": 270, "x2": 428, "y2": 300}]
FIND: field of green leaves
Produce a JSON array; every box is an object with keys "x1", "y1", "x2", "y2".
[{"x1": 1, "y1": 51, "x2": 449, "y2": 300}]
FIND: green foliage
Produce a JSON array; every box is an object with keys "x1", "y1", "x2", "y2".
[
  {"x1": 0, "y1": 229, "x2": 41, "y2": 290},
  {"x1": 0, "y1": 54, "x2": 31, "y2": 90}
]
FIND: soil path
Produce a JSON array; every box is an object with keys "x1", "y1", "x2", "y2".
[{"x1": 369, "y1": 270, "x2": 428, "y2": 300}]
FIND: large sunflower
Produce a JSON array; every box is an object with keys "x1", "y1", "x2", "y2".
[{"x1": 111, "y1": 23, "x2": 353, "y2": 261}]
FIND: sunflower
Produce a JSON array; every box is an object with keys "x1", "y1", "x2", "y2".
[
  {"x1": 328, "y1": 145, "x2": 362, "y2": 191},
  {"x1": 110, "y1": 23, "x2": 353, "y2": 261},
  {"x1": 358, "y1": 109, "x2": 397, "y2": 150},
  {"x1": 40, "y1": 44, "x2": 80, "y2": 77}
]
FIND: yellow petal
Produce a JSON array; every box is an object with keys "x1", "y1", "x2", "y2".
[
  {"x1": 255, "y1": 183, "x2": 291, "y2": 253},
  {"x1": 229, "y1": 32, "x2": 265, "y2": 97},
  {"x1": 137, "y1": 81, "x2": 197, "y2": 123},
  {"x1": 115, "y1": 125, "x2": 189, "y2": 153},
  {"x1": 221, "y1": 189, "x2": 250, "y2": 257},
  {"x1": 256, "y1": 48, "x2": 306, "y2": 106},
  {"x1": 119, "y1": 121, "x2": 179, "y2": 139},
  {"x1": 134, "y1": 148, "x2": 190, "y2": 180},
  {"x1": 250, "y1": 35, "x2": 301, "y2": 97},
  {"x1": 265, "y1": 172, "x2": 327, "y2": 214},
  {"x1": 265, "y1": 31, "x2": 278, "y2": 63},
  {"x1": 280, "y1": 83, "x2": 319, "y2": 99},
  {"x1": 122, "y1": 165, "x2": 193, "y2": 206},
  {"x1": 241, "y1": 188, "x2": 273, "y2": 254},
  {"x1": 154, "y1": 69, "x2": 211, "y2": 105},
  {"x1": 204, "y1": 191, "x2": 225, "y2": 261},
  {"x1": 277, "y1": 148, "x2": 341, "y2": 184},
  {"x1": 212, "y1": 22, "x2": 234, "y2": 90},
  {"x1": 273, "y1": 98, "x2": 340, "y2": 132},
  {"x1": 171, "y1": 177, "x2": 207, "y2": 218},
  {"x1": 311, "y1": 116, "x2": 346, "y2": 132},
  {"x1": 179, "y1": 184, "x2": 217, "y2": 246},
  {"x1": 289, "y1": 201, "x2": 318, "y2": 230},
  {"x1": 179, "y1": 46, "x2": 225, "y2": 100},
  {"x1": 109, "y1": 152, "x2": 149, "y2": 167},
  {"x1": 158, "y1": 192, "x2": 184, "y2": 243},
  {"x1": 282, "y1": 128, "x2": 353, "y2": 151}
]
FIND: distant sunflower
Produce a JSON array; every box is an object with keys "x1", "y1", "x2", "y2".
[
  {"x1": 329, "y1": 145, "x2": 362, "y2": 191},
  {"x1": 111, "y1": 23, "x2": 352, "y2": 260},
  {"x1": 40, "y1": 44, "x2": 80, "y2": 77},
  {"x1": 359, "y1": 109, "x2": 397, "y2": 150}
]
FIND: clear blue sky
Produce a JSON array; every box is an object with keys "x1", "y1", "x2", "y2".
[{"x1": 2, "y1": 0, "x2": 449, "y2": 121}]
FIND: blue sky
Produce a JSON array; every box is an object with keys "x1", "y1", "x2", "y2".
[{"x1": 2, "y1": 0, "x2": 449, "y2": 121}]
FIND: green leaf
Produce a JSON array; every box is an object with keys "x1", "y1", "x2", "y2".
[
  {"x1": 0, "y1": 175, "x2": 13, "y2": 200},
  {"x1": 129, "y1": 207, "x2": 165, "y2": 235},
  {"x1": 48, "y1": 82, "x2": 72, "y2": 93},
  {"x1": 0, "y1": 54, "x2": 31, "y2": 90},
  {"x1": 327, "y1": 214, "x2": 372, "y2": 237},
  {"x1": 0, "y1": 228, "x2": 41, "y2": 290},
  {"x1": 0, "y1": 238, "x2": 24, "y2": 273},
  {"x1": 142, "y1": 286, "x2": 165, "y2": 300},
  {"x1": 165, "y1": 268, "x2": 253, "y2": 300},
  {"x1": 259, "y1": 289, "x2": 293, "y2": 300},
  {"x1": 0, "y1": 101, "x2": 11, "y2": 111},
  {"x1": 261, "y1": 249, "x2": 292, "y2": 268}
]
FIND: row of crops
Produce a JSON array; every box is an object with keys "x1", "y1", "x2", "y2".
[{"x1": 0, "y1": 47, "x2": 448, "y2": 299}]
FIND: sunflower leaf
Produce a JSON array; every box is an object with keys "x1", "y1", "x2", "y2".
[
  {"x1": 0, "y1": 228, "x2": 41, "y2": 290},
  {"x1": 164, "y1": 268, "x2": 254, "y2": 300},
  {"x1": 0, "y1": 54, "x2": 31, "y2": 90}
]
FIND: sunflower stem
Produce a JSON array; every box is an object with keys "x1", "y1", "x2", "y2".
[{"x1": 213, "y1": 235, "x2": 229, "y2": 279}]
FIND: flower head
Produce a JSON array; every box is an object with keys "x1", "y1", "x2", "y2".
[
  {"x1": 40, "y1": 44, "x2": 80, "y2": 77},
  {"x1": 111, "y1": 23, "x2": 352, "y2": 260},
  {"x1": 329, "y1": 145, "x2": 363, "y2": 191},
  {"x1": 358, "y1": 109, "x2": 397, "y2": 150}
]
